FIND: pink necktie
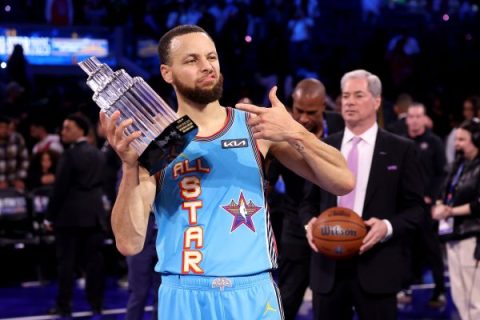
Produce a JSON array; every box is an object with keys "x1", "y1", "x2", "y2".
[{"x1": 339, "y1": 136, "x2": 361, "y2": 210}]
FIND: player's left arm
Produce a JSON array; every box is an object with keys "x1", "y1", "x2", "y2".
[{"x1": 236, "y1": 86, "x2": 354, "y2": 196}]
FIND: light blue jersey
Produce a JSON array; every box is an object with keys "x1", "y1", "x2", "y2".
[{"x1": 153, "y1": 107, "x2": 278, "y2": 277}]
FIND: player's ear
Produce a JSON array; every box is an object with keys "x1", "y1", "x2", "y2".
[{"x1": 161, "y1": 64, "x2": 173, "y2": 84}]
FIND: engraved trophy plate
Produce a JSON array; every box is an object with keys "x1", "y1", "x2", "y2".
[{"x1": 79, "y1": 57, "x2": 198, "y2": 175}]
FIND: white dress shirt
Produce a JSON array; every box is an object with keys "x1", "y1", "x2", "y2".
[{"x1": 338, "y1": 123, "x2": 393, "y2": 238}]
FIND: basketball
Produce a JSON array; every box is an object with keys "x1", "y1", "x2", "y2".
[{"x1": 311, "y1": 207, "x2": 367, "y2": 259}]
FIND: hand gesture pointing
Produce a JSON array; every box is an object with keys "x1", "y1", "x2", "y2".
[{"x1": 235, "y1": 86, "x2": 304, "y2": 141}]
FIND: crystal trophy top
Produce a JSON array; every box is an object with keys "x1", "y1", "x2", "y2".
[{"x1": 79, "y1": 56, "x2": 198, "y2": 174}]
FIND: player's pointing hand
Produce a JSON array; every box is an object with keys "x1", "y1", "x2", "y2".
[{"x1": 235, "y1": 86, "x2": 304, "y2": 141}]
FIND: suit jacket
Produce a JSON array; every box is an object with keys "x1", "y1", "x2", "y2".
[
  {"x1": 300, "y1": 128, "x2": 424, "y2": 294},
  {"x1": 47, "y1": 140, "x2": 107, "y2": 230}
]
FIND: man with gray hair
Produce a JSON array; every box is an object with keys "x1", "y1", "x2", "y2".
[{"x1": 301, "y1": 69, "x2": 425, "y2": 319}]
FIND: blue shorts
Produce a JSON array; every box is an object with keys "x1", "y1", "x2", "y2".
[{"x1": 158, "y1": 272, "x2": 284, "y2": 319}]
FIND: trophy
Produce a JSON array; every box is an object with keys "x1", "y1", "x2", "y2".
[{"x1": 79, "y1": 57, "x2": 198, "y2": 175}]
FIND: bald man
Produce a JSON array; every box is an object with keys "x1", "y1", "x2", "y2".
[
  {"x1": 269, "y1": 78, "x2": 344, "y2": 320},
  {"x1": 290, "y1": 78, "x2": 343, "y2": 137}
]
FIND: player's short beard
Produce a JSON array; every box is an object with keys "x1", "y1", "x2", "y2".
[{"x1": 173, "y1": 74, "x2": 224, "y2": 105}]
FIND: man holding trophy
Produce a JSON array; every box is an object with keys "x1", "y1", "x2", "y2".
[{"x1": 96, "y1": 25, "x2": 354, "y2": 319}]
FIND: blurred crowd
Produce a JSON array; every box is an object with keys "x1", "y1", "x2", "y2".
[{"x1": 1, "y1": 0, "x2": 480, "y2": 132}]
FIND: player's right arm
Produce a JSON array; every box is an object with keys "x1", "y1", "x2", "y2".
[{"x1": 100, "y1": 111, "x2": 156, "y2": 256}]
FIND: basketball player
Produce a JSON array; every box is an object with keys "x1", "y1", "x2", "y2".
[{"x1": 100, "y1": 25, "x2": 354, "y2": 319}]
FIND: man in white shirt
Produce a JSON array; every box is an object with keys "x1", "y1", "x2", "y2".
[{"x1": 301, "y1": 69, "x2": 424, "y2": 320}]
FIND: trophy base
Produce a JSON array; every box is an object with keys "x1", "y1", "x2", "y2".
[{"x1": 138, "y1": 115, "x2": 198, "y2": 175}]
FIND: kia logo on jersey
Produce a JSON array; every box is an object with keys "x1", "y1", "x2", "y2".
[{"x1": 221, "y1": 139, "x2": 248, "y2": 149}]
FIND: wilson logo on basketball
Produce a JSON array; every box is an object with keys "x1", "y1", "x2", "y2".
[{"x1": 320, "y1": 225, "x2": 357, "y2": 236}]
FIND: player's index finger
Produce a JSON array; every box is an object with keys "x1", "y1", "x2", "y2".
[{"x1": 235, "y1": 103, "x2": 266, "y2": 115}]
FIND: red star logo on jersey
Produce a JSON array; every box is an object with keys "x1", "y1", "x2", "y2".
[{"x1": 222, "y1": 192, "x2": 261, "y2": 232}]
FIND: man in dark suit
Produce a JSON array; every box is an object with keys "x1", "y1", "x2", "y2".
[
  {"x1": 269, "y1": 78, "x2": 344, "y2": 320},
  {"x1": 300, "y1": 70, "x2": 424, "y2": 320},
  {"x1": 45, "y1": 114, "x2": 107, "y2": 317}
]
